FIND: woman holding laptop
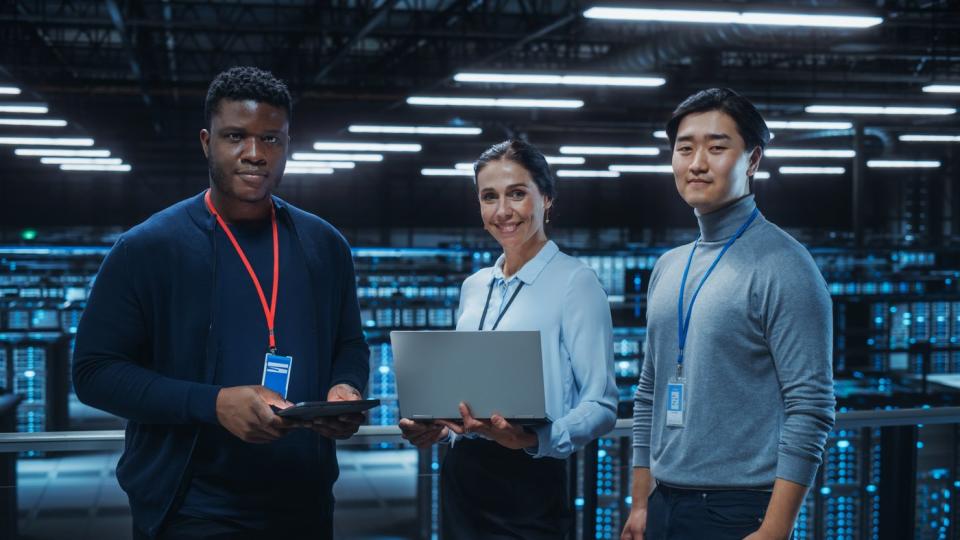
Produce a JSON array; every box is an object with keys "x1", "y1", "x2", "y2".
[{"x1": 399, "y1": 139, "x2": 618, "y2": 538}]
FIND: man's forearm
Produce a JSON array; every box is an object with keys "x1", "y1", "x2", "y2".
[
  {"x1": 630, "y1": 467, "x2": 655, "y2": 508},
  {"x1": 758, "y1": 478, "x2": 808, "y2": 539}
]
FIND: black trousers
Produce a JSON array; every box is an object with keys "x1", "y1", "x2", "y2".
[
  {"x1": 645, "y1": 483, "x2": 771, "y2": 540},
  {"x1": 441, "y1": 438, "x2": 572, "y2": 540},
  {"x1": 134, "y1": 512, "x2": 333, "y2": 540}
]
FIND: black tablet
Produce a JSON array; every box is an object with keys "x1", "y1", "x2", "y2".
[{"x1": 274, "y1": 399, "x2": 380, "y2": 420}]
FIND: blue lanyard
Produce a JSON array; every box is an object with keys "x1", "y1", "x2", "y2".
[{"x1": 676, "y1": 208, "x2": 759, "y2": 376}]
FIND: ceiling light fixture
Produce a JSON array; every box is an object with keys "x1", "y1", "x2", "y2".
[
  {"x1": 407, "y1": 96, "x2": 584, "y2": 109},
  {"x1": 608, "y1": 165, "x2": 673, "y2": 173},
  {"x1": 806, "y1": 105, "x2": 956, "y2": 116},
  {"x1": 922, "y1": 84, "x2": 960, "y2": 94},
  {"x1": 765, "y1": 120, "x2": 854, "y2": 130},
  {"x1": 421, "y1": 168, "x2": 474, "y2": 177},
  {"x1": 0, "y1": 118, "x2": 66, "y2": 127},
  {"x1": 60, "y1": 164, "x2": 131, "y2": 172},
  {"x1": 0, "y1": 86, "x2": 22, "y2": 95},
  {"x1": 284, "y1": 167, "x2": 335, "y2": 175},
  {"x1": 866, "y1": 160, "x2": 941, "y2": 168},
  {"x1": 453, "y1": 72, "x2": 665, "y2": 87},
  {"x1": 898, "y1": 134, "x2": 960, "y2": 143},
  {"x1": 312, "y1": 142, "x2": 421, "y2": 152},
  {"x1": 0, "y1": 104, "x2": 48, "y2": 114},
  {"x1": 292, "y1": 152, "x2": 384, "y2": 162},
  {"x1": 559, "y1": 146, "x2": 659, "y2": 156},
  {"x1": 0, "y1": 137, "x2": 94, "y2": 146},
  {"x1": 40, "y1": 157, "x2": 122, "y2": 165},
  {"x1": 583, "y1": 7, "x2": 882, "y2": 28},
  {"x1": 778, "y1": 166, "x2": 846, "y2": 175},
  {"x1": 764, "y1": 149, "x2": 855, "y2": 158},
  {"x1": 14, "y1": 148, "x2": 111, "y2": 157},
  {"x1": 556, "y1": 170, "x2": 621, "y2": 178},
  {"x1": 348, "y1": 125, "x2": 481, "y2": 135},
  {"x1": 287, "y1": 161, "x2": 355, "y2": 169}
]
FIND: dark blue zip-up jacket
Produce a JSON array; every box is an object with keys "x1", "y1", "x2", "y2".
[{"x1": 72, "y1": 191, "x2": 370, "y2": 538}]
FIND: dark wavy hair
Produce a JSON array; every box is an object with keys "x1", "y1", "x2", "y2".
[
  {"x1": 473, "y1": 139, "x2": 556, "y2": 200},
  {"x1": 204, "y1": 66, "x2": 292, "y2": 127}
]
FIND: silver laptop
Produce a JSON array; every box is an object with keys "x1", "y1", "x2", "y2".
[{"x1": 391, "y1": 330, "x2": 550, "y2": 424}]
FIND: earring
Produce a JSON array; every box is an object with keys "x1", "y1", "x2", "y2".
[{"x1": 545, "y1": 209, "x2": 551, "y2": 224}]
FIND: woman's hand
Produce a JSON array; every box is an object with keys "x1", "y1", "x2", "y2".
[
  {"x1": 436, "y1": 402, "x2": 538, "y2": 451},
  {"x1": 399, "y1": 418, "x2": 449, "y2": 448}
]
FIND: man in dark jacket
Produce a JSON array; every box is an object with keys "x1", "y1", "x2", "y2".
[{"x1": 73, "y1": 66, "x2": 370, "y2": 539}]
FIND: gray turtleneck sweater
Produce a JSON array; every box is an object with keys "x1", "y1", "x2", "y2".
[{"x1": 632, "y1": 195, "x2": 835, "y2": 488}]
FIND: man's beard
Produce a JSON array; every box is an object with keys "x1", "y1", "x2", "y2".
[{"x1": 207, "y1": 158, "x2": 275, "y2": 203}]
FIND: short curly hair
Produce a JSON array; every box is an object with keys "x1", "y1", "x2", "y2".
[{"x1": 204, "y1": 66, "x2": 292, "y2": 127}]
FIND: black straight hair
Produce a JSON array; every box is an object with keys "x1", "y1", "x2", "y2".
[
  {"x1": 204, "y1": 66, "x2": 292, "y2": 128},
  {"x1": 665, "y1": 88, "x2": 771, "y2": 187},
  {"x1": 473, "y1": 139, "x2": 557, "y2": 201}
]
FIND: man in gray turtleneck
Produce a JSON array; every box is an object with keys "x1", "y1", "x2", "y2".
[{"x1": 621, "y1": 89, "x2": 835, "y2": 540}]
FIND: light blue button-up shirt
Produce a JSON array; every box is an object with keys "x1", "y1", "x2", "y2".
[{"x1": 451, "y1": 240, "x2": 618, "y2": 459}]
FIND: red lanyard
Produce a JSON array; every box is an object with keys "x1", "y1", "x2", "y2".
[{"x1": 204, "y1": 189, "x2": 280, "y2": 352}]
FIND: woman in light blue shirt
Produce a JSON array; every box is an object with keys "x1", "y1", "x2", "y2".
[{"x1": 399, "y1": 139, "x2": 618, "y2": 539}]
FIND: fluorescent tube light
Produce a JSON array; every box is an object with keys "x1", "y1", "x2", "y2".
[
  {"x1": 286, "y1": 161, "x2": 355, "y2": 169},
  {"x1": 312, "y1": 142, "x2": 421, "y2": 152},
  {"x1": 899, "y1": 134, "x2": 960, "y2": 142},
  {"x1": 765, "y1": 121, "x2": 853, "y2": 130},
  {"x1": 453, "y1": 72, "x2": 665, "y2": 87},
  {"x1": 40, "y1": 157, "x2": 122, "y2": 165},
  {"x1": 922, "y1": 85, "x2": 960, "y2": 94},
  {"x1": 806, "y1": 105, "x2": 956, "y2": 116},
  {"x1": 458, "y1": 156, "x2": 586, "y2": 167},
  {"x1": 0, "y1": 137, "x2": 93, "y2": 146},
  {"x1": 556, "y1": 170, "x2": 621, "y2": 178},
  {"x1": 283, "y1": 167, "x2": 335, "y2": 175},
  {"x1": 407, "y1": 96, "x2": 584, "y2": 109},
  {"x1": 15, "y1": 148, "x2": 111, "y2": 157},
  {"x1": 609, "y1": 165, "x2": 673, "y2": 173},
  {"x1": 421, "y1": 168, "x2": 474, "y2": 177},
  {"x1": 0, "y1": 104, "x2": 48, "y2": 114},
  {"x1": 866, "y1": 160, "x2": 941, "y2": 168},
  {"x1": 545, "y1": 156, "x2": 586, "y2": 165},
  {"x1": 60, "y1": 164, "x2": 131, "y2": 172},
  {"x1": 348, "y1": 125, "x2": 481, "y2": 135},
  {"x1": 653, "y1": 131, "x2": 668, "y2": 139},
  {"x1": 559, "y1": 146, "x2": 659, "y2": 156},
  {"x1": 754, "y1": 171, "x2": 771, "y2": 180},
  {"x1": 764, "y1": 149, "x2": 855, "y2": 158},
  {"x1": 292, "y1": 152, "x2": 384, "y2": 162},
  {"x1": 0, "y1": 118, "x2": 66, "y2": 127},
  {"x1": 583, "y1": 7, "x2": 882, "y2": 28},
  {"x1": 0, "y1": 86, "x2": 21, "y2": 95},
  {"x1": 779, "y1": 166, "x2": 846, "y2": 175}
]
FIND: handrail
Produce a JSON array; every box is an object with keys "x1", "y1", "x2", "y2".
[{"x1": 1, "y1": 407, "x2": 959, "y2": 453}]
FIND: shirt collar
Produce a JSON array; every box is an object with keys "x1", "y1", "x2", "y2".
[{"x1": 491, "y1": 240, "x2": 560, "y2": 285}]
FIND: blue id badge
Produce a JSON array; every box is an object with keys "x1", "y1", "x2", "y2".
[
  {"x1": 262, "y1": 353, "x2": 293, "y2": 399},
  {"x1": 666, "y1": 378, "x2": 685, "y2": 428}
]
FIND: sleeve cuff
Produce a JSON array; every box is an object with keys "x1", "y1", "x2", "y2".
[
  {"x1": 522, "y1": 424, "x2": 553, "y2": 458},
  {"x1": 187, "y1": 383, "x2": 223, "y2": 425},
  {"x1": 330, "y1": 378, "x2": 366, "y2": 396},
  {"x1": 633, "y1": 446, "x2": 651, "y2": 468},
  {"x1": 776, "y1": 450, "x2": 821, "y2": 487}
]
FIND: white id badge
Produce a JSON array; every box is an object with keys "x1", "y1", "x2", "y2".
[
  {"x1": 261, "y1": 353, "x2": 293, "y2": 399},
  {"x1": 666, "y1": 378, "x2": 685, "y2": 428}
]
